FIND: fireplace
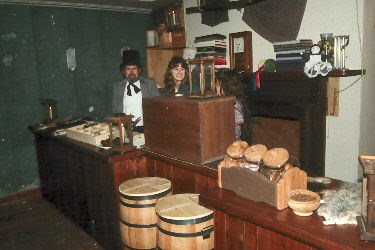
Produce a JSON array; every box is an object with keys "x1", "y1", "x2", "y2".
[{"x1": 246, "y1": 72, "x2": 327, "y2": 176}]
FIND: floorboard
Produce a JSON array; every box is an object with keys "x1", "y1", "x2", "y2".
[{"x1": 0, "y1": 197, "x2": 102, "y2": 250}]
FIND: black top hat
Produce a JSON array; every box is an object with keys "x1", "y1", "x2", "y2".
[{"x1": 120, "y1": 49, "x2": 142, "y2": 70}]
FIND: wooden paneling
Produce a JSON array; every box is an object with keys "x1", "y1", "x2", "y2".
[
  {"x1": 195, "y1": 173, "x2": 217, "y2": 194},
  {"x1": 153, "y1": 159, "x2": 173, "y2": 181},
  {"x1": 225, "y1": 214, "x2": 245, "y2": 249},
  {"x1": 244, "y1": 222, "x2": 257, "y2": 250},
  {"x1": 258, "y1": 227, "x2": 312, "y2": 250},
  {"x1": 214, "y1": 210, "x2": 226, "y2": 249},
  {"x1": 112, "y1": 154, "x2": 147, "y2": 201},
  {"x1": 172, "y1": 166, "x2": 196, "y2": 194}
]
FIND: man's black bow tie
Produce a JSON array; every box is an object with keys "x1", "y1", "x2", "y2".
[{"x1": 127, "y1": 82, "x2": 141, "y2": 96}]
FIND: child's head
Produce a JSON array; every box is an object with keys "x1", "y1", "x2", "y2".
[{"x1": 215, "y1": 69, "x2": 244, "y2": 100}]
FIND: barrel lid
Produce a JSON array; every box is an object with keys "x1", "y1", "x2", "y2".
[
  {"x1": 155, "y1": 193, "x2": 213, "y2": 220},
  {"x1": 119, "y1": 177, "x2": 171, "y2": 197}
]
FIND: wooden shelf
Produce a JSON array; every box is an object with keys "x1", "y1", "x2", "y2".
[
  {"x1": 186, "y1": 0, "x2": 264, "y2": 14},
  {"x1": 259, "y1": 69, "x2": 366, "y2": 78},
  {"x1": 328, "y1": 69, "x2": 366, "y2": 77},
  {"x1": 146, "y1": 45, "x2": 185, "y2": 50}
]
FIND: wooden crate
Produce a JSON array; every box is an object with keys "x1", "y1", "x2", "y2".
[
  {"x1": 219, "y1": 166, "x2": 307, "y2": 210},
  {"x1": 143, "y1": 96, "x2": 236, "y2": 165},
  {"x1": 66, "y1": 123, "x2": 110, "y2": 146},
  {"x1": 159, "y1": 30, "x2": 186, "y2": 48}
]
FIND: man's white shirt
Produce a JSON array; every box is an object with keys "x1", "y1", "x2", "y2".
[{"x1": 123, "y1": 80, "x2": 143, "y2": 126}]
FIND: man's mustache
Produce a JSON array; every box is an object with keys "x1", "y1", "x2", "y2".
[{"x1": 127, "y1": 73, "x2": 137, "y2": 78}]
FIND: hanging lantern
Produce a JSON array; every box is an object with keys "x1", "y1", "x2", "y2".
[{"x1": 165, "y1": 3, "x2": 184, "y2": 32}]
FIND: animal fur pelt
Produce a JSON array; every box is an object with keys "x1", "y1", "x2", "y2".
[{"x1": 312, "y1": 178, "x2": 362, "y2": 225}]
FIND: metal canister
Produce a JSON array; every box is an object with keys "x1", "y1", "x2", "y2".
[{"x1": 333, "y1": 35, "x2": 349, "y2": 69}]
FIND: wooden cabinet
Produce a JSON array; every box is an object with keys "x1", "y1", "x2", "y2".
[
  {"x1": 146, "y1": 46, "x2": 184, "y2": 88},
  {"x1": 33, "y1": 132, "x2": 144, "y2": 250}
]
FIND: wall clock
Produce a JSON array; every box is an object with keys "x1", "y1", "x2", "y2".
[{"x1": 229, "y1": 31, "x2": 253, "y2": 74}]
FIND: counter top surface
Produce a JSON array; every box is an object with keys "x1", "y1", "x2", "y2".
[{"x1": 200, "y1": 187, "x2": 374, "y2": 250}]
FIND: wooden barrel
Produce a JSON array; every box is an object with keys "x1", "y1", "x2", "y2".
[
  {"x1": 155, "y1": 193, "x2": 214, "y2": 250},
  {"x1": 119, "y1": 177, "x2": 171, "y2": 250}
]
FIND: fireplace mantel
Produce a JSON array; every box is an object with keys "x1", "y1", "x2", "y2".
[{"x1": 247, "y1": 71, "x2": 327, "y2": 176}]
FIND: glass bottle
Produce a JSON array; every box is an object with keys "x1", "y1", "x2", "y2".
[{"x1": 318, "y1": 33, "x2": 334, "y2": 64}]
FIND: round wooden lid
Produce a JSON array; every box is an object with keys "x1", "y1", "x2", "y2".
[
  {"x1": 262, "y1": 148, "x2": 289, "y2": 168},
  {"x1": 119, "y1": 177, "x2": 171, "y2": 197},
  {"x1": 156, "y1": 193, "x2": 213, "y2": 220},
  {"x1": 244, "y1": 144, "x2": 267, "y2": 162},
  {"x1": 226, "y1": 140, "x2": 249, "y2": 158}
]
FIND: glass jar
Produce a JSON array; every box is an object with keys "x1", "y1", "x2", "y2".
[
  {"x1": 242, "y1": 160, "x2": 262, "y2": 172},
  {"x1": 224, "y1": 155, "x2": 244, "y2": 168},
  {"x1": 260, "y1": 147, "x2": 290, "y2": 182},
  {"x1": 318, "y1": 33, "x2": 334, "y2": 64},
  {"x1": 243, "y1": 144, "x2": 268, "y2": 172},
  {"x1": 261, "y1": 164, "x2": 286, "y2": 182}
]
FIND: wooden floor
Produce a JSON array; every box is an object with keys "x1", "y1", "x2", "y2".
[{"x1": 0, "y1": 195, "x2": 102, "y2": 250}]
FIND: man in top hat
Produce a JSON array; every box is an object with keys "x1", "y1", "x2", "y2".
[{"x1": 112, "y1": 49, "x2": 159, "y2": 133}]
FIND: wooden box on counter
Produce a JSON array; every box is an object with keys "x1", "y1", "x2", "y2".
[
  {"x1": 219, "y1": 166, "x2": 307, "y2": 210},
  {"x1": 143, "y1": 96, "x2": 235, "y2": 165}
]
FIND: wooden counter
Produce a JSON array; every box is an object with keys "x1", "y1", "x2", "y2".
[
  {"x1": 200, "y1": 187, "x2": 375, "y2": 250},
  {"x1": 32, "y1": 130, "x2": 145, "y2": 250},
  {"x1": 31, "y1": 131, "x2": 218, "y2": 249},
  {"x1": 31, "y1": 130, "x2": 374, "y2": 249}
]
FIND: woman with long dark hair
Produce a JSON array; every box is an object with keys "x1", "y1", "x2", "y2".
[{"x1": 162, "y1": 56, "x2": 199, "y2": 96}]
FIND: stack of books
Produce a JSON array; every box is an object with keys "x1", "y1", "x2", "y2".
[
  {"x1": 273, "y1": 39, "x2": 313, "y2": 71},
  {"x1": 194, "y1": 34, "x2": 227, "y2": 67}
]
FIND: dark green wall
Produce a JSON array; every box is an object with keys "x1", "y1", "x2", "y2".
[{"x1": 0, "y1": 4, "x2": 150, "y2": 197}]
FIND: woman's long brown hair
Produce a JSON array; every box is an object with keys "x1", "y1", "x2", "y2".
[{"x1": 163, "y1": 56, "x2": 189, "y2": 94}]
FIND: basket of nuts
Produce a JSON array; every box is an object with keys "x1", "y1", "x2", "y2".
[{"x1": 287, "y1": 189, "x2": 320, "y2": 216}]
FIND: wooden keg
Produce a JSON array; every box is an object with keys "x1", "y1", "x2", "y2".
[
  {"x1": 155, "y1": 193, "x2": 214, "y2": 250},
  {"x1": 119, "y1": 177, "x2": 171, "y2": 249}
]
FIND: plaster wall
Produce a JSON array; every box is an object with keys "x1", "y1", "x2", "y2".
[
  {"x1": 184, "y1": 0, "x2": 373, "y2": 182},
  {"x1": 359, "y1": 0, "x2": 375, "y2": 173}
]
